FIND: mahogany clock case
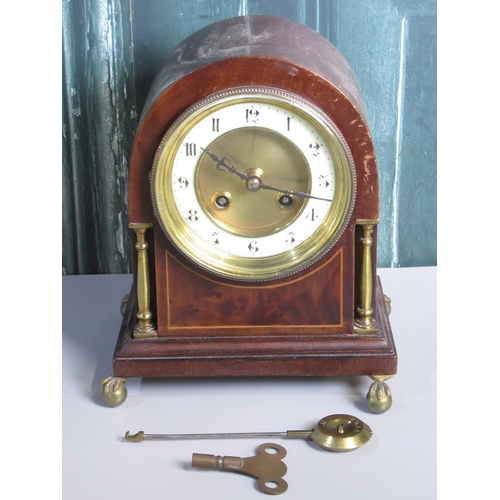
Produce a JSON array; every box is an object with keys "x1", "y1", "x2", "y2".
[{"x1": 111, "y1": 16, "x2": 397, "y2": 382}]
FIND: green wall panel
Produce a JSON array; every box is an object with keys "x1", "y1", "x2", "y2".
[
  {"x1": 62, "y1": 0, "x2": 136, "y2": 275},
  {"x1": 62, "y1": 0, "x2": 437, "y2": 274},
  {"x1": 396, "y1": 14, "x2": 437, "y2": 267},
  {"x1": 132, "y1": 0, "x2": 246, "y2": 115}
]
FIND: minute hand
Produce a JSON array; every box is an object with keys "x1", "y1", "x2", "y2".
[{"x1": 260, "y1": 183, "x2": 332, "y2": 203}]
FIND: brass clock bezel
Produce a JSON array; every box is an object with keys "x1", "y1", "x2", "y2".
[{"x1": 151, "y1": 87, "x2": 356, "y2": 281}]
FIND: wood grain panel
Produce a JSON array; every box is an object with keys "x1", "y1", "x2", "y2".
[
  {"x1": 112, "y1": 277, "x2": 396, "y2": 378},
  {"x1": 160, "y1": 245, "x2": 346, "y2": 334}
]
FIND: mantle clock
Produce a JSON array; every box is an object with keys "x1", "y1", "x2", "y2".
[{"x1": 101, "y1": 16, "x2": 397, "y2": 412}]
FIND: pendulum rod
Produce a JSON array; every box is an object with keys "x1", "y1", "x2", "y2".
[{"x1": 124, "y1": 414, "x2": 372, "y2": 452}]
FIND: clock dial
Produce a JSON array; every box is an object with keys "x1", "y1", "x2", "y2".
[{"x1": 151, "y1": 88, "x2": 356, "y2": 280}]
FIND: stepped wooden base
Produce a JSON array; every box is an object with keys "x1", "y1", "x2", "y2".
[{"x1": 111, "y1": 276, "x2": 396, "y2": 380}]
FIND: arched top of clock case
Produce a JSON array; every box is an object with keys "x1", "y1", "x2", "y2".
[
  {"x1": 129, "y1": 15, "x2": 379, "y2": 222},
  {"x1": 142, "y1": 16, "x2": 368, "y2": 125}
]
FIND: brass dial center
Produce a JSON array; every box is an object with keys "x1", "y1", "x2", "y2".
[
  {"x1": 245, "y1": 168, "x2": 265, "y2": 192},
  {"x1": 196, "y1": 130, "x2": 310, "y2": 237}
]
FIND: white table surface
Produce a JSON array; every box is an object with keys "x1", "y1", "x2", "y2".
[{"x1": 62, "y1": 267, "x2": 436, "y2": 499}]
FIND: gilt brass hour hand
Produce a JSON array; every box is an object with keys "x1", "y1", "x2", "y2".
[
  {"x1": 200, "y1": 148, "x2": 249, "y2": 181},
  {"x1": 201, "y1": 148, "x2": 332, "y2": 202}
]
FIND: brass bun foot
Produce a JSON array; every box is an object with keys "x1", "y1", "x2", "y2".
[
  {"x1": 102, "y1": 376, "x2": 128, "y2": 407},
  {"x1": 366, "y1": 375, "x2": 393, "y2": 414}
]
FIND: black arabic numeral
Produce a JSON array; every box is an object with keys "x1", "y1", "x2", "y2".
[
  {"x1": 178, "y1": 176, "x2": 189, "y2": 189},
  {"x1": 318, "y1": 174, "x2": 330, "y2": 189},
  {"x1": 248, "y1": 241, "x2": 259, "y2": 254},
  {"x1": 309, "y1": 142, "x2": 320, "y2": 156},
  {"x1": 306, "y1": 208, "x2": 316, "y2": 222},
  {"x1": 187, "y1": 209, "x2": 199, "y2": 222},
  {"x1": 185, "y1": 143, "x2": 197, "y2": 156},
  {"x1": 246, "y1": 108, "x2": 259, "y2": 123}
]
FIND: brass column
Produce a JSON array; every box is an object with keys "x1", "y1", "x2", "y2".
[
  {"x1": 130, "y1": 223, "x2": 157, "y2": 338},
  {"x1": 354, "y1": 220, "x2": 378, "y2": 334}
]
